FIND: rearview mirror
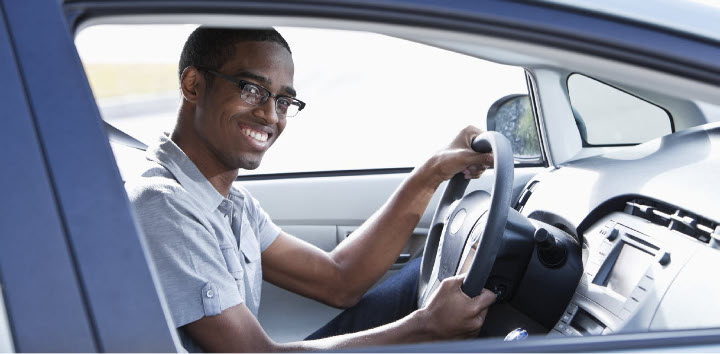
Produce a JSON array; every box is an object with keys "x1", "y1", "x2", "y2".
[{"x1": 487, "y1": 94, "x2": 541, "y2": 161}]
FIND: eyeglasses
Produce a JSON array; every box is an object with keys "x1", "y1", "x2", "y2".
[{"x1": 195, "y1": 66, "x2": 306, "y2": 117}]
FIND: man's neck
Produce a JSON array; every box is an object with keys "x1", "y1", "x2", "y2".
[{"x1": 170, "y1": 130, "x2": 238, "y2": 198}]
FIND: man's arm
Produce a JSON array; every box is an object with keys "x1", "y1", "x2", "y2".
[
  {"x1": 261, "y1": 126, "x2": 493, "y2": 307},
  {"x1": 185, "y1": 274, "x2": 497, "y2": 352}
]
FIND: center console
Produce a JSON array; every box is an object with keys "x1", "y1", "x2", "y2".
[{"x1": 549, "y1": 212, "x2": 694, "y2": 337}]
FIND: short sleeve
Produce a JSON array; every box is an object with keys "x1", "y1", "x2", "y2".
[{"x1": 129, "y1": 184, "x2": 244, "y2": 328}]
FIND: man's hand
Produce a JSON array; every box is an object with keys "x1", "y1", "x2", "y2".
[
  {"x1": 424, "y1": 125, "x2": 494, "y2": 186},
  {"x1": 416, "y1": 274, "x2": 497, "y2": 340}
]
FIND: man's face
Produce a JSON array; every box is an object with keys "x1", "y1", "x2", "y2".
[{"x1": 194, "y1": 41, "x2": 295, "y2": 170}]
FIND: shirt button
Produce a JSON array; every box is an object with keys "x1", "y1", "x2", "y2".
[{"x1": 206, "y1": 289, "x2": 214, "y2": 298}]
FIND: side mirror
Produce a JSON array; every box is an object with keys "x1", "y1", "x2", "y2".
[{"x1": 487, "y1": 94, "x2": 541, "y2": 161}]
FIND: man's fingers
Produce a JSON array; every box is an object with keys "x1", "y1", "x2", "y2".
[
  {"x1": 472, "y1": 152, "x2": 494, "y2": 167},
  {"x1": 451, "y1": 125, "x2": 484, "y2": 148},
  {"x1": 440, "y1": 273, "x2": 466, "y2": 290},
  {"x1": 462, "y1": 167, "x2": 487, "y2": 180},
  {"x1": 479, "y1": 307, "x2": 489, "y2": 322},
  {"x1": 462, "y1": 125, "x2": 484, "y2": 139},
  {"x1": 459, "y1": 150, "x2": 493, "y2": 168},
  {"x1": 473, "y1": 288, "x2": 497, "y2": 314}
]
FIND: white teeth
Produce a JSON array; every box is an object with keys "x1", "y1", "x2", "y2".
[{"x1": 243, "y1": 127, "x2": 268, "y2": 143}]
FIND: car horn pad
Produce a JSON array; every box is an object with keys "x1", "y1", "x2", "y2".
[{"x1": 420, "y1": 191, "x2": 491, "y2": 305}]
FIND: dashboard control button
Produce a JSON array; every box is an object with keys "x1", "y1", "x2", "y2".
[
  {"x1": 556, "y1": 322, "x2": 567, "y2": 331},
  {"x1": 659, "y1": 252, "x2": 671, "y2": 266},
  {"x1": 567, "y1": 303, "x2": 579, "y2": 315},
  {"x1": 535, "y1": 228, "x2": 568, "y2": 268},
  {"x1": 563, "y1": 326, "x2": 580, "y2": 336},
  {"x1": 561, "y1": 313, "x2": 573, "y2": 323},
  {"x1": 606, "y1": 228, "x2": 620, "y2": 241},
  {"x1": 535, "y1": 228, "x2": 554, "y2": 247}
]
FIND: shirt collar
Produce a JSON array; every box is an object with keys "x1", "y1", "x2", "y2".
[{"x1": 146, "y1": 135, "x2": 225, "y2": 213}]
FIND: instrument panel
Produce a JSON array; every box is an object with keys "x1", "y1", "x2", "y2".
[{"x1": 549, "y1": 211, "x2": 706, "y2": 337}]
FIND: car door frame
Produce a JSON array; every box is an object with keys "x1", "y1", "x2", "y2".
[
  {"x1": 2, "y1": 0, "x2": 720, "y2": 351},
  {"x1": 0, "y1": 0, "x2": 178, "y2": 351}
]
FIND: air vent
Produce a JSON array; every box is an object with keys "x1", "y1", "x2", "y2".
[
  {"x1": 624, "y1": 198, "x2": 719, "y2": 244},
  {"x1": 515, "y1": 180, "x2": 539, "y2": 212}
]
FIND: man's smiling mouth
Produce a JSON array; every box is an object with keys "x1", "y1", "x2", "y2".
[{"x1": 241, "y1": 126, "x2": 269, "y2": 143}]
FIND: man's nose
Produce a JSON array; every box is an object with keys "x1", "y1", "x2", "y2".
[{"x1": 254, "y1": 98, "x2": 280, "y2": 125}]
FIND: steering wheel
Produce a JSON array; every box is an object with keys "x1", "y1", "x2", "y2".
[{"x1": 418, "y1": 131, "x2": 514, "y2": 307}]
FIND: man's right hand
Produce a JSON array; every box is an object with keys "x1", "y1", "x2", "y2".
[
  {"x1": 416, "y1": 274, "x2": 497, "y2": 340},
  {"x1": 185, "y1": 273, "x2": 497, "y2": 352}
]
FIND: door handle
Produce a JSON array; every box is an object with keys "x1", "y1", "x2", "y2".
[{"x1": 396, "y1": 253, "x2": 412, "y2": 264}]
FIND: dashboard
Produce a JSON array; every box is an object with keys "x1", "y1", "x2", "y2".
[
  {"x1": 515, "y1": 122, "x2": 720, "y2": 338},
  {"x1": 550, "y1": 210, "x2": 715, "y2": 337}
]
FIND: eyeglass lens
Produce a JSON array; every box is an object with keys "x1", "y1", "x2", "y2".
[{"x1": 240, "y1": 83, "x2": 300, "y2": 117}]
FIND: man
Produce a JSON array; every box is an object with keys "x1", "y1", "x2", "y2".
[{"x1": 126, "y1": 27, "x2": 496, "y2": 352}]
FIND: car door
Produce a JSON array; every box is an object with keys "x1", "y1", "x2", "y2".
[
  {"x1": 13, "y1": 0, "x2": 720, "y2": 352},
  {"x1": 0, "y1": 1, "x2": 178, "y2": 351}
]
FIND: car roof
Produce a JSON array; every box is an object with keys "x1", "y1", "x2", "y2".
[{"x1": 540, "y1": 0, "x2": 720, "y2": 43}]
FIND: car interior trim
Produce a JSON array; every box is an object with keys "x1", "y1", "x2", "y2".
[{"x1": 524, "y1": 70, "x2": 554, "y2": 167}]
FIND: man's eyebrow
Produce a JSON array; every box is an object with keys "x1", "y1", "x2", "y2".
[
  {"x1": 235, "y1": 71, "x2": 270, "y2": 84},
  {"x1": 282, "y1": 86, "x2": 297, "y2": 97},
  {"x1": 234, "y1": 71, "x2": 297, "y2": 97}
]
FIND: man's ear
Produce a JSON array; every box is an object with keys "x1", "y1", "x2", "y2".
[{"x1": 180, "y1": 66, "x2": 204, "y2": 104}]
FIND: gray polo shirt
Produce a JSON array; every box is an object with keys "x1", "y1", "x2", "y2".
[{"x1": 125, "y1": 135, "x2": 281, "y2": 351}]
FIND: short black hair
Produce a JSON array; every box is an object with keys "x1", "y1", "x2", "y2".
[{"x1": 178, "y1": 27, "x2": 291, "y2": 81}]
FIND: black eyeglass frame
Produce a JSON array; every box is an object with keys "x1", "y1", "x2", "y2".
[{"x1": 195, "y1": 66, "x2": 306, "y2": 116}]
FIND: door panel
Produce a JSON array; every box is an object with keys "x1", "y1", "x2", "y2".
[
  {"x1": 241, "y1": 167, "x2": 543, "y2": 341},
  {"x1": 282, "y1": 225, "x2": 338, "y2": 252}
]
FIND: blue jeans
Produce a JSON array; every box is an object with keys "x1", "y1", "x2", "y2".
[{"x1": 305, "y1": 257, "x2": 421, "y2": 340}]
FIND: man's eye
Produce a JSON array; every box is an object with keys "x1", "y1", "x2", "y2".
[
  {"x1": 276, "y1": 98, "x2": 292, "y2": 108},
  {"x1": 245, "y1": 85, "x2": 262, "y2": 96}
]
